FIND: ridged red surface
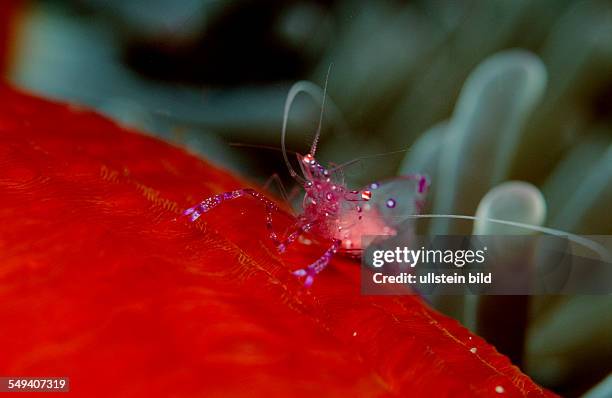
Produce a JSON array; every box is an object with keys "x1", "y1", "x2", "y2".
[{"x1": 0, "y1": 84, "x2": 557, "y2": 397}]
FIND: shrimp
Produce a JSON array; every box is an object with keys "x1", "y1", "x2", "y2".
[
  {"x1": 182, "y1": 73, "x2": 429, "y2": 287},
  {"x1": 181, "y1": 74, "x2": 612, "y2": 287}
]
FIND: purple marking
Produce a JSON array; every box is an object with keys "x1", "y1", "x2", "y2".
[
  {"x1": 370, "y1": 182, "x2": 379, "y2": 190},
  {"x1": 190, "y1": 211, "x2": 201, "y2": 222},
  {"x1": 386, "y1": 198, "x2": 396, "y2": 208},
  {"x1": 418, "y1": 176, "x2": 427, "y2": 193}
]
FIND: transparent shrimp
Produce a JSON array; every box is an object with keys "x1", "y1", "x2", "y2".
[
  {"x1": 182, "y1": 68, "x2": 430, "y2": 286},
  {"x1": 182, "y1": 74, "x2": 611, "y2": 287}
]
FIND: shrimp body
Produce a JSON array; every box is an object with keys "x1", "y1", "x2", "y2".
[
  {"x1": 183, "y1": 149, "x2": 426, "y2": 287},
  {"x1": 183, "y1": 75, "x2": 428, "y2": 286},
  {"x1": 299, "y1": 153, "x2": 398, "y2": 253},
  {"x1": 183, "y1": 71, "x2": 609, "y2": 286}
]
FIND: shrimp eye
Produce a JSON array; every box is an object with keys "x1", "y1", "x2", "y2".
[
  {"x1": 361, "y1": 190, "x2": 372, "y2": 201},
  {"x1": 303, "y1": 154, "x2": 315, "y2": 165}
]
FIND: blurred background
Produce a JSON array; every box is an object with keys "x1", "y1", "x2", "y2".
[{"x1": 1, "y1": 0, "x2": 611, "y2": 396}]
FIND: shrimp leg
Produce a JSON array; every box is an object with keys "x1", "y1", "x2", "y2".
[
  {"x1": 184, "y1": 189, "x2": 338, "y2": 287},
  {"x1": 182, "y1": 188, "x2": 277, "y2": 221},
  {"x1": 263, "y1": 173, "x2": 292, "y2": 208},
  {"x1": 183, "y1": 189, "x2": 305, "y2": 253},
  {"x1": 292, "y1": 239, "x2": 341, "y2": 287}
]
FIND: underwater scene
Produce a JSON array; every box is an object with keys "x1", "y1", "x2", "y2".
[{"x1": 0, "y1": 1, "x2": 610, "y2": 397}]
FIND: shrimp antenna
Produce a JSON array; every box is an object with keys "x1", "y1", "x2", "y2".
[
  {"x1": 310, "y1": 63, "x2": 332, "y2": 157},
  {"x1": 328, "y1": 148, "x2": 409, "y2": 173},
  {"x1": 281, "y1": 68, "x2": 334, "y2": 185},
  {"x1": 229, "y1": 142, "x2": 300, "y2": 156},
  {"x1": 406, "y1": 214, "x2": 612, "y2": 263}
]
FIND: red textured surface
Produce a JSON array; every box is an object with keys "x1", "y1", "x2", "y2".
[{"x1": 0, "y1": 84, "x2": 557, "y2": 397}]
